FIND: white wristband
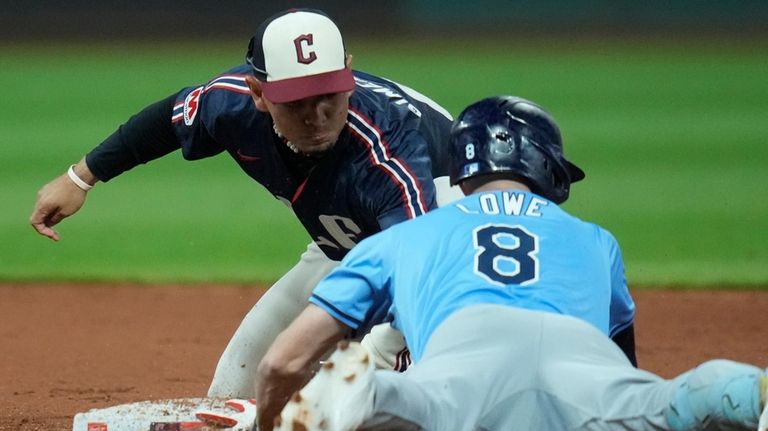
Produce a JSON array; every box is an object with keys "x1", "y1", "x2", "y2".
[{"x1": 67, "y1": 165, "x2": 93, "y2": 191}]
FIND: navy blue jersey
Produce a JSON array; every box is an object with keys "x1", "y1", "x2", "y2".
[{"x1": 170, "y1": 66, "x2": 453, "y2": 260}]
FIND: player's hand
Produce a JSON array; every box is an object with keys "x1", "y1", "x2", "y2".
[
  {"x1": 254, "y1": 360, "x2": 307, "y2": 431},
  {"x1": 30, "y1": 171, "x2": 89, "y2": 241},
  {"x1": 195, "y1": 399, "x2": 257, "y2": 430}
]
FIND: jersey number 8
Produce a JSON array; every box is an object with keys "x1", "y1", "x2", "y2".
[{"x1": 472, "y1": 224, "x2": 539, "y2": 286}]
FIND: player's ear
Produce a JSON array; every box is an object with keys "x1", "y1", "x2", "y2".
[
  {"x1": 459, "y1": 182, "x2": 474, "y2": 196},
  {"x1": 245, "y1": 75, "x2": 269, "y2": 112},
  {"x1": 342, "y1": 55, "x2": 354, "y2": 99}
]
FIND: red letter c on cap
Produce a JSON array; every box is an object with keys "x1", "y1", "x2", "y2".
[{"x1": 294, "y1": 34, "x2": 317, "y2": 64}]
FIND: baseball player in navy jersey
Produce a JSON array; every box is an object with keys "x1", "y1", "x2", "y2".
[
  {"x1": 253, "y1": 96, "x2": 768, "y2": 431},
  {"x1": 29, "y1": 8, "x2": 463, "y2": 398}
]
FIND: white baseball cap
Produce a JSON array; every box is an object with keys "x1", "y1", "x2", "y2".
[{"x1": 246, "y1": 9, "x2": 355, "y2": 103}]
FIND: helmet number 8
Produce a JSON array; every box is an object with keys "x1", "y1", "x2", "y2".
[{"x1": 465, "y1": 143, "x2": 475, "y2": 159}]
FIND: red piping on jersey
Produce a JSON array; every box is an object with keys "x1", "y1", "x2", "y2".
[
  {"x1": 390, "y1": 156, "x2": 429, "y2": 214},
  {"x1": 291, "y1": 176, "x2": 310, "y2": 203},
  {"x1": 348, "y1": 126, "x2": 415, "y2": 218},
  {"x1": 202, "y1": 74, "x2": 252, "y2": 95},
  {"x1": 347, "y1": 108, "x2": 429, "y2": 219},
  {"x1": 171, "y1": 75, "x2": 252, "y2": 124},
  {"x1": 394, "y1": 346, "x2": 410, "y2": 372},
  {"x1": 349, "y1": 108, "x2": 429, "y2": 213},
  {"x1": 202, "y1": 83, "x2": 251, "y2": 95},
  {"x1": 353, "y1": 112, "x2": 392, "y2": 159}
]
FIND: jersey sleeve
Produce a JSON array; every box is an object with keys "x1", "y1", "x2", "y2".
[
  {"x1": 309, "y1": 234, "x2": 394, "y2": 337},
  {"x1": 85, "y1": 94, "x2": 181, "y2": 182},
  {"x1": 170, "y1": 86, "x2": 225, "y2": 160},
  {"x1": 85, "y1": 67, "x2": 253, "y2": 181},
  {"x1": 605, "y1": 230, "x2": 636, "y2": 337},
  {"x1": 350, "y1": 113, "x2": 438, "y2": 230},
  {"x1": 391, "y1": 82, "x2": 454, "y2": 178},
  {"x1": 170, "y1": 67, "x2": 257, "y2": 160}
]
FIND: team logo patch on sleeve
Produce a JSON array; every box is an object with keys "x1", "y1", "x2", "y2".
[{"x1": 183, "y1": 86, "x2": 204, "y2": 126}]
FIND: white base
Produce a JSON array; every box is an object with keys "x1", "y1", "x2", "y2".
[{"x1": 72, "y1": 397, "x2": 252, "y2": 431}]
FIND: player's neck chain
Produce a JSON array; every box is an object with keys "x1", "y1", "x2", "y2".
[{"x1": 272, "y1": 124, "x2": 303, "y2": 155}]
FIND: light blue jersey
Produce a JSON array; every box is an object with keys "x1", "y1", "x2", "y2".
[{"x1": 310, "y1": 189, "x2": 634, "y2": 362}]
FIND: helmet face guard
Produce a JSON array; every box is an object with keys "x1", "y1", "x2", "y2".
[{"x1": 449, "y1": 96, "x2": 584, "y2": 204}]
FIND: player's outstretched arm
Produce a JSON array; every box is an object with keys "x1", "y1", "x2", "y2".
[
  {"x1": 255, "y1": 304, "x2": 350, "y2": 431},
  {"x1": 30, "y1": 93, "x2": 182, "y2": 241},
  {"x1": 30, "y1": 158, "x2": 98, "y2": 241}
]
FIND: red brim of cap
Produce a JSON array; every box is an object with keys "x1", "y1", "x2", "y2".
[{"x1": 261, "y1": 68, "x2": 356, "y2": 104}]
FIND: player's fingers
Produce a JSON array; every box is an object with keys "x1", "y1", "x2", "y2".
[
  {"x1": 30, "y1": 221, "x2": 60, "y2": 241},
  {"x1": 29, "y1": 207, "x2": 62, "y2": 241},
  {"x1": 48, "y1": 211, "x2": 66, "y2": 226}
]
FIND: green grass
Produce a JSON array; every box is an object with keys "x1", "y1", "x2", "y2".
[{"x1": 1, "y1": 38, "x2": 766, "y2": 285}]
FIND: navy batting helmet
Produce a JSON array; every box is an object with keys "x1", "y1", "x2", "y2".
[{"x1": 449, "y1": 96, "x2": 585, "y2": 204}]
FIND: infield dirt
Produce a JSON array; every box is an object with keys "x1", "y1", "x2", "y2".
[{"x1": 1, "y1": 283, "x2": 767, "y2": 430}]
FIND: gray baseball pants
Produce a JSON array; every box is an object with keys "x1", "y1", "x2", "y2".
[{"x1": 360, "y1": 304, "x2": 763, "y2": 431}]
